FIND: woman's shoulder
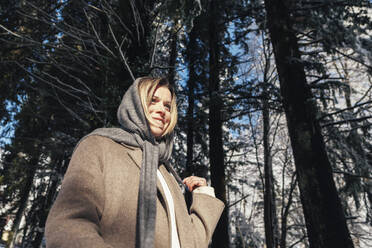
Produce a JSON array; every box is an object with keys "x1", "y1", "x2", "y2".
[
  {"x1": 72, "y1": 135, "x2": 142, "y2": 170},
  {"x1": 81, "y1": 134, "x2": 117, "y2": 145},
  {"x1": 75, "y1": 135, "x2": 138, "y2": 155},
  {"x1": 76, "y1": 135, "x2": 116, "y2": 150}
]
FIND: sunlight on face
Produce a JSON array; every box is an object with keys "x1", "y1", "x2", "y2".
[{"x1": 148, "y1": 86, "x2": 172, "y2": 137}]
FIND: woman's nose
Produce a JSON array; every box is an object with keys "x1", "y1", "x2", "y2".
[{"x1": 156, "y1": 103, "x2": 166, "y2": 115}]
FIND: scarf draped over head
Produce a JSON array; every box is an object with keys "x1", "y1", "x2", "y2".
[{"x1": 77, "y1": 77, "x2": 182, "y2": 248}]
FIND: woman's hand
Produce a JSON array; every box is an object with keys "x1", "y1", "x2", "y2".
[{"x1": 182, "y1": 176, "x2": 207, "y2": 192}]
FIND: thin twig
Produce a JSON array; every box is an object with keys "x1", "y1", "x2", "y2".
[
  {"x1": 53, "y1": 89, "x2": 90, "y2": 128},
  {"x1": 150, "y1": 22, "x2": 160, "y2": 68},
  {"x1": 333, "y1": 48, "x2": 372, "y2": 71},
  {"x1": 108, "y1": 23, "x2": 135, "y2": 80},
  {"x1": 15, "y1": 62, "x2": 85, "y2": 103},
  {"x1": 228, "y1": 193, "x2": 250, "y2": 208},
  {"x1": 84, "y1": 8, "x2": 116, "y2": 58},
  {"x1": 0, "y1": 24, "x2": 24, "y2": 38}
]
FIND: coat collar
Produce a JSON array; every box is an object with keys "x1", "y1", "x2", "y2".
[
  {"x1": 121, "y1": 143, "x2": 142, "y2": 168},
  {"x1": 122, "y1": 144, "x2": 167, "y2": 210}
]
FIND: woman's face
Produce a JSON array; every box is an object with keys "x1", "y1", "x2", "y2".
[{"x1": 148, "y1": 85, "x2": 172, "y2": 137}]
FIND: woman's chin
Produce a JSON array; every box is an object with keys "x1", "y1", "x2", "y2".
[{"x1": 150, "y1": 126, "x2": 164, "y2": 138}]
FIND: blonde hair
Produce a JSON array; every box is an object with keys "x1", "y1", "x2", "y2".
[{"x1": 138, "y1": 77, "x2": 177, "y2": 137}]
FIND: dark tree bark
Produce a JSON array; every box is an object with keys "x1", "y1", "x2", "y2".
[
  {"x1": 31, "y1": 158, "x2": 64, "y2": 248},
  {"x1": 280, "y1": 173, "x2": 297, "y2": 248},
  {"x1": 262, "y1": 94, "x2": 279, "y2": 248},
  {"x1": 261, "y1": 36, "x2": 279, "y2": 248},
  {"x1": 168, "y1": 20, "x2": 179, "y2": 86},
  {"x1": 185, "y1": 27, "x2": 197, "y2": 177},
  {"x1": 10, "y1": 155, "x2": 38, "y2": 248},
  {"x1": 208, "y1": 1, "x2": 229, "y2": 247},
  {"x1": 264, "y1": 0, "x2": 354, "y2": 247}
]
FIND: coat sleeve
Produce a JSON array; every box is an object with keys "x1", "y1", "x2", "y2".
[
  {"x1": 45, "y1": 136, "x2": 112, "y2": 248},
  {"x1": 188, "y1": 192, "x2": 225, "y2": 247}
]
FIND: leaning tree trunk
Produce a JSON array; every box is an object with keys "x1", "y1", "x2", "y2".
[
  {"x1": 208, "y1": 0, "x2": 229, "y2": 247},
  {"x1": 264, "y1": 0, "x2": 354, "y2": 247}
]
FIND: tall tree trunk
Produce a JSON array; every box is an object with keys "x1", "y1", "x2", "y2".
[
  {"x1": 208, "y1": 1, "x2": 229, "y2": 247},
  {"x1": 168, "y1": 19, "x2": 179, "y2": 86},
  {"x1": 10, "y1": 156, "x2": 38, "y2": 248},
  {"x1": 262, "y1": 94, "x2": 279, "y2": 248},
  {"x1": 31, "y1": 158, "x2": 63, "y2": 248},
  {"x1": 279, "y1": 173, "x2": 296, "y2": 248},
  {"x1": 264, "y1": 0, "x2": 354, "y2": 247},
  {"x1": 261, "y1": 36, "x2": 279, "y2": 248},
  {"x1": 185, "y1": 27, "x2": 197, "y2": 177}
]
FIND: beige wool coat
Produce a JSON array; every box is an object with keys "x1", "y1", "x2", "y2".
[{"x1": 45, "y1": 135, "x2": 224, "y2": 248}]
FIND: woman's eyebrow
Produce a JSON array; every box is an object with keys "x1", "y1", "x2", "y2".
[{"x1": 153, "y1": 95, "x2": 170, "y2": 104}]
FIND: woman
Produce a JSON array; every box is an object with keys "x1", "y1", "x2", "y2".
[{"x1": 45, "y1": 77, "x2": 224, "y2": 248}]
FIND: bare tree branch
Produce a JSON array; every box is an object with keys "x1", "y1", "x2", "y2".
[{"x1": 108, "y1": 23, "x2": 135, "y2": 80}]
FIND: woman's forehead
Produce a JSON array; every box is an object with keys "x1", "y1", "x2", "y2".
[{"x1": 153, "y1": 86, "x2": 172, "y2": 100}]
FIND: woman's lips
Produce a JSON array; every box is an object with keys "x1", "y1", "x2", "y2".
[{"x1": 152, "y1": 117, "x2": 164, "y2": 127}]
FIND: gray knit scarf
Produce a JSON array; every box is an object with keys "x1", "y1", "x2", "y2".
[{"x1": 77, "y1": 78, "x2": 183, "y2": 248}]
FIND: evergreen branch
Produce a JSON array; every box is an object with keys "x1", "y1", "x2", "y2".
[
  {"x1": 333, "y1": 48, "x2": 372, "y2": 71},
  {"x1": 15, "y1": 62, "x2": 86, "y2": 103},
  {"x1": 354, "y1": 84, "x2": 372, "y2": 106},
  {"x1": 333, "y1": 170, "x2": 372, "y2": 180},
  {"x1": 318, "y1": 100, "x2": 372, "y2": 121},
  {"x1": 321, "y1": 116, "x2": 372, "y2": 128},
  {"x1": 287, "y1": 235, "x2": 307, "y2": 248}
]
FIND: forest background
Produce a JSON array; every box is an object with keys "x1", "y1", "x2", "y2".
[{"x1": 0, "y1": 0, "x2": 371, "y2": 248}]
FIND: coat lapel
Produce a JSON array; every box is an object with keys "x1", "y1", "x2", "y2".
[
  {"x1": 123, "y1": 145, "x2": 168, "y2": 205},
  {"x1": 124, "y1": 145, "x2": 168, "y2": 204},
  {"x1": 123, "y1": 144, "x2": 172, "y2": 246},
  {"x1": 122, "y1": 143, "x2": 142, "y2": 169}
]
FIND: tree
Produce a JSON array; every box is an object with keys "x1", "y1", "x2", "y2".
[
  {"x1": 207, "y1": 0, "x2": 229, "y2": 247},
  {"x1": 264, "y1": 0, "x2": 354, "y2": 247},
  {"x1": 185, "y1": 26, "x2": 198, "y2": 177},
  {"x1": 261, "y1": 43, "x2": 279, "y2": 248},
  {"x1": 1, "y1": 1, "x2": 372, "y2": 247}
]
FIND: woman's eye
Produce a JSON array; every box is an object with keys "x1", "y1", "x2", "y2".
[{"x1": 165, "y1": 104, "x2": 171, "y2": 111}]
